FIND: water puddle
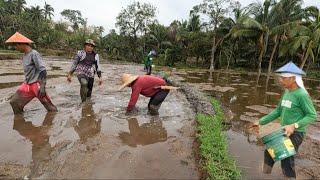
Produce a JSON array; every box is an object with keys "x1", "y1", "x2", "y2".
[
  {"x1": 119, "y1": 118, "x2": 168, "y2": 147},
  {"x1": 180, "y1": 70, "x2": 320, "y2": 178}
]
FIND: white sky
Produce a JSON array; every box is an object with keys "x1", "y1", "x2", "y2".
[{"x1": 25, "y1": 0, "x2": 320, "y2": 33}]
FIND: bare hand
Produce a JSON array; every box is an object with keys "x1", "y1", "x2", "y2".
[
  {"x1": 252, "y1": 121, "x2": 260, "y2": 127},
  {"x1": 284, "y1": 124, "x2": 295, "y2": 137},
  {"x1": 67, "y1": 74, "x2": 72, "y2": 83},
  {"x1": 125, "y1": 107, "x2": 139, "y2": 116},
  {"x1": 38, "y1": 86, "x2": 46, "y2": 98},
  {"x1": 98, "y1": 78, "x2": 103, "y2": 86}
]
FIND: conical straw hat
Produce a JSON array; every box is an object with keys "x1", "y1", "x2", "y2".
[
  {"x1": 119, "y1": 74, "x2": 139, "y2": 90},
  {"x1": 5, "y1": 32, "x2": 33, "y2": 44},
  {"x1": 274, "y1": 61, "x2": 305, "y2": 76}
]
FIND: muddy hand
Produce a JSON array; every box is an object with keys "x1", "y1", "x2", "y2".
[
  {"x1": 67, "y1": 74, "x2": 72, "y2": 83},
  {"x1": 125, "y1": 108, "x2": 139, "y2": 116},
  {"x1": 252, "y1": 121, "x2": 260, "y2": 127},
  {"x1": 98, "y1": 78, "x2": 103, "y2": 86},
  {"x1": 38, "y1": 86, "x2": 46, "y2": 98},
  {"x1": 284, "y1": 124, "x2": 295, "y2": 137}
]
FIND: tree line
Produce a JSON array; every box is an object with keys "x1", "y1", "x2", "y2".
[{"x1": 1, "y1": 0, "x2": 319, "y2": 74}]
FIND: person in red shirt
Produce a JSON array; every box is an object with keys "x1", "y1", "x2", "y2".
[{"x1": 119, "y1": 74, "x2": 170, "y2": 115}]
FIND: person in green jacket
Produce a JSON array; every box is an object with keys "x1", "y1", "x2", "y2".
[
  {"x1": 144, "y1": 50, "x2": 156, "y2": 75},
  {"x1": 259, "y1": 61, "x2": 317, "y2": 179}
]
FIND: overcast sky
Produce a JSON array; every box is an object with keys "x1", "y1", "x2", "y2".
[{"x1": 25, "y1": 0, "x2": 320, "y2": 33}]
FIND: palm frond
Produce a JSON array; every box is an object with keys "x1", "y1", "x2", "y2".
[
  {"x1": 231, "y1": 29, "x2": 259, "y2": 38},
  {"x1": 242, "y1": 17, "x2": 263, "y2": 30},
  {"x1": 305, "y1": 43, "x2": 315, "y2": 63},
  {"x1": 291, "y1": 36, "x2": 309, "y2": 51}
]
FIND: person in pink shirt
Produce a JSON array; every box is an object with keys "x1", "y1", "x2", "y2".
[{"x1": 119, "y1": 74, "x2": 170, "y2": 115}]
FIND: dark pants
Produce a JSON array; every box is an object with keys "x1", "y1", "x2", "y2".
[
  {"x1": 264, "y1": 131, "x2": 304, "y2": 178},
  {"x1": 146, "y1": 65, "x2": 152, "y2": 75},
  {"x1": 148, "y1": 89, "x2": 169, "y2": 115},
  {"x1": 78, "y1": 75, "x2": 94, "y2": 102}
]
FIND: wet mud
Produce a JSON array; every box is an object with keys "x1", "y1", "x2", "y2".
[
  {"x1": 177, "y1": 69, "x2": 320, "y2": 179},
  {"x1": 0, "y1": 58, "x2": 199, "y2": 179}
]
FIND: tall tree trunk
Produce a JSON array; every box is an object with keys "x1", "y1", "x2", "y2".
[
  {"x1": 258, "y1": 47, "x2": 264, "y2": 76},
  {"x1": 226, "y1": 53, "x2": 231, "y2": 71},
  {"x1": 257, "y1": 34, "x2": 267, "y2": 76},
  {"x1": 300, "y1": 46, "x2": 311, "y2": 69},
  {"x1": 196, "y1": 56, "x2": 199, "y2": 66},
  {"x1": 267, "y1": 35, "x2": 279, "y2": 75},
  {"x1": 210, "y1": 35, "x2": 216, "y2": 72},
  {"x1": 218, "y1": 50, "x2": 222, "y2": 69}
]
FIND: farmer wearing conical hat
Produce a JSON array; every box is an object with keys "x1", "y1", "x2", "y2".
[
  {"x1": 67, "y1": 39, "x2": 103, "y2": 102},
  {"x1": 259, "y1": 61, "x2": 317, "y2": 179},
  {"x1": 119, "y1": 74, "x2": 178, "y2": 115},
  {"x1": 5, "y1": 32, "x2": 58, "y2": 114}
]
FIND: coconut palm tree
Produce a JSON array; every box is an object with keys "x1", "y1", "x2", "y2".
[
  {"x1": 279, "y1": 9, "x2": 320, "y2": 69},
  {"x1": 44, "y1": 2, "x2": 54, "y2": 20},
  {"x1": 27, "y1": 5, "x2": 44, "y2": 22},
  {"x1": 148, "y1": 23, "x2": 170, "y2": 51},
  {"x1": 266, "y1": 0, "x2": 304, "y2": 75}
]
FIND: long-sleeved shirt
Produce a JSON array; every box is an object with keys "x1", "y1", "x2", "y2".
[
  {"x1": 69, "y1": 50, "x2": 102, "y2": 78},
  {"x1": 144, "y1": 56, "x2": 153, "y2": 66},
  {"x1": 259, "y1": 88, "x2": 317, "y2": 132},
  {"x1": 127, "y1": 75, "x2": 166, "y2": 111},
  {"x1": 22, "y1": 50, "x2": 46, "y2": 84}
]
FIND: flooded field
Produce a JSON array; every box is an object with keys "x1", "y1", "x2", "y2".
[
  {"x1": 0, "y1": 58, "x2": 199, "y2": 179},
  {"x1": 1, "y1": 57, "x2": 319, "y2": 179},
  {"x1": 178, "y1": 70, "x2": 320, "y2": 179}
]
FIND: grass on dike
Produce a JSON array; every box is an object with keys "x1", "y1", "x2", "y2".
[{"x1": 196, "y1": 97, "x2": 241, "y2": 180}]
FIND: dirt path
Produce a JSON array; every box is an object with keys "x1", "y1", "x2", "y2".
[{"x1": 0, "y1": 58, "x2": 199, "y2": 179}]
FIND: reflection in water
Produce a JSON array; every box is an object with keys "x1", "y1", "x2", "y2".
[
  {"x1": 208, "y1": 71, "x2": 213, "y2": 81},
  {"x1": 13, "y1": 112, "x2": 56, "y2": 178},
  {"x1": 255, "y1": 71, "x2": 261, "y2": 89},
  {"x1": 182, "y1": 70, "x2": 319, "y2": 142},
  {"x1": 119, "y1": 117, "x2": 167, "y2": 147},
  {"x1": 74, "y1": 102, "x2": 101, "y2": 142}
]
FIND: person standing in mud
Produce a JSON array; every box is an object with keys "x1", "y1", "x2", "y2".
[
  {"x1": 258, "y1": 61, "x2": 317, "y2": 179},
  {"x1": 5, "y1": 32, "x2": 58, "y2": 114},
  {"x1": 119, "y1": 73, "x2": 177, "y2": 115},
  {"x1": 67, "y1": 39, "x2": 102, "y2": 102},
  {"x1": 144, "y1": 50, "x2": 156, "y2": 75}
]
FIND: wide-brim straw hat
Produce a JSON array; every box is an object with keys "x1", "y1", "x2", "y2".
[
  {"x1": 119, "y1": 73, "x2": 139, "y2": 90},
  {"x1": 5, "y1": 32, "x2": 33, "y2": 44}
]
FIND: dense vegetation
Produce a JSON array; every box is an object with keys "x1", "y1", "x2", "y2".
[
  {"x1": 197, "y1": 98, "x2": 241, "y2": 179},
  {"x1": 1, "y1": 0, "x2": 319, "y2": 73}
]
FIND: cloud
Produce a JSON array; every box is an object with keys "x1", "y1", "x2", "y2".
[{"x1": 25, "y1": 0, "x2": 320, "y2": 33}]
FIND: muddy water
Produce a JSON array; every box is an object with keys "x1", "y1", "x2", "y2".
[
  {"x1": 0, "y1": 58, "x2": 198, "y2": 179},
  {"x1": 179, "y1": 70, "x2": 320, "y2": 179}
]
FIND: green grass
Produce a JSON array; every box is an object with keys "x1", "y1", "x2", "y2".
[{"x1": 196, "y1": 98, "x2": 241, "y2": 180}]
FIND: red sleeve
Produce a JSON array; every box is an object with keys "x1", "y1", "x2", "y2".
[{"x1": 127, "y1": 86, "x2": 142, "y2": 111}]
